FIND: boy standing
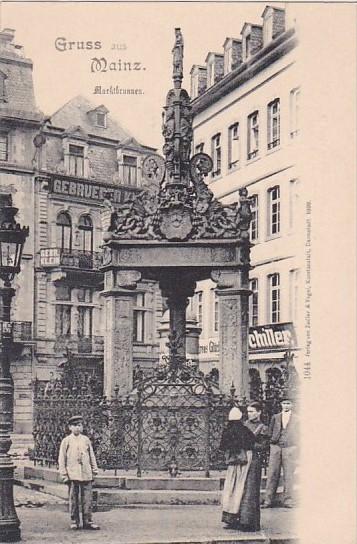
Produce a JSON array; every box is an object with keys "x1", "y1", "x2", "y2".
[{"x1": 58, "y1": 415, "x2": 100, "y2": 530}]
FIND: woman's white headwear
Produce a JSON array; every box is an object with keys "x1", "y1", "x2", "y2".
[{"x1": 228, "y1": 406, "x2": 243, "y2": 421}]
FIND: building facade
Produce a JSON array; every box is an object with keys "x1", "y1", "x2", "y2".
[
  {"x1": 0, "y1": 28, "x2": 161, "y2": 433},
  {"x1": 0, "y1": 27, "x2": 42, "y2": 434},
  {"x1": 33, "y1": 95, "x2": 162, "y2": 388},
  {"x1": 190, "y1": 5, "x2": 302, "y2": 390}
]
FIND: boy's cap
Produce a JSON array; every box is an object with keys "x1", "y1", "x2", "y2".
[{"x1": 68, "y1": 415, "x2": 83, "y2": 425}]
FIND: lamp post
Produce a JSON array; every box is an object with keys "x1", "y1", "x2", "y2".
[{"x1": 0, "y1": 194, "x2": 29, "y2": 542}]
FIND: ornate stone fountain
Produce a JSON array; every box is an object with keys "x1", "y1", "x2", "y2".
[{"x1": 101, "y1": 29, "x2": 252, "y2": 398}]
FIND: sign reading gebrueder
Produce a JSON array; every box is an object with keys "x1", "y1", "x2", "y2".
[
  {"x1": 199, "y1": 322, "x2": 297, "y2": 356},
  {"x1": 49, "y1": 178, "x2": 137, "y2": 204}
]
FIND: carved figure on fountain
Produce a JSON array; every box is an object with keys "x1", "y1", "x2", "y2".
[{"x1": 172, "y1": 28, "x2": 184, "y2": 82}]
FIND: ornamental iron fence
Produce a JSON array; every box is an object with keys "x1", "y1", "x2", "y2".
[{"x1": 32, "y1": 359, "x2": 299, "y2": 475}]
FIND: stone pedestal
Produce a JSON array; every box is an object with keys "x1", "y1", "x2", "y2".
[
  {"x1": 101, "y1": 270, "x2": 142, "y2": 397},
  {"x1": 102, "y1": 288, "x2": 135, "y2": 398},
  {"x1": 212, "y1": 270, "x2": 250, "y2": 398}
]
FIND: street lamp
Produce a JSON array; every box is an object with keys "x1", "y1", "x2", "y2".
[{"x1": 0, "y1": 194, "x2": 29, "y2": 542}]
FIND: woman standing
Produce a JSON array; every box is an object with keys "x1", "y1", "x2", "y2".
[
  {"x1": 219, "y1": 406, "x2": 256, "y2": 529},
  {"x1": 239, "y1": 401, "x2": 270, "y2": 531}
]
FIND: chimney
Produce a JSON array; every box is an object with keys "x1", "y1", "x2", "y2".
[
  {"x1": 223, "y1": 38, "x2": 242, "y2": 75},
  {"x1": 190, "y1": 65, "x2": 207, "y2": 99},
  {"x1": 0, "y1": 28, "x2": 15, "y2": 43},
  {"x1": 0, "y1": 28, "x2": 15, "y2": 51},
  {"x1": 205, "y1": 52, "x2": 224, "y2": 88},
  {"x1": 262, "y1": 6, "x2": 286, "y2": 45}
]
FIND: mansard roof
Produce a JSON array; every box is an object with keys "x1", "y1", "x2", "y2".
[{"x1": 50, "y1": 95, "x2": 133, "y2": 143}]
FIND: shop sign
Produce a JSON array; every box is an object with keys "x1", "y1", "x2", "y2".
[
  {"x1": 198, "y1": 323, "x2": 297, "y2": 356},
  {"x1": 248, "y1": 323, "x2": 297, "y2": 351},
  {"x1": 49, "y1": 178, "x2": 136, "y2": 205},
  {"x1": 40, "y1": 248, "x2": 61, "y2": 267},
  {"x1": 0, "y1": 321, "x2": 13, "y2": 341},
  {"x1": 199, "y1": 339, "x2": 219, "y2": 355}
]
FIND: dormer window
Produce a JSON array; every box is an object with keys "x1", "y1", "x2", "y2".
[
  {"x1": 96, "y1": 111, "x2": 106, "y2": 128},
  {"x1": 223, "y1": 38, "x2": 242, "y2": 74},
  {"x1": 242, "y1": 23, "x2": 263, "y2": 60},
  {"x1": 190, "y1": 65, "x2": 207, "y2": 99},
  {"x1": 87, "y1": 105, "x2": 109, "y2": 128},
  {"x1": 263, "y1": 12, "x2": 273, "y2": 44},
  {"x1": 224, "y1": 47, "x2": 233, "y2": 74},
  {"x1": 68, "y1": 144, "x2": 84, "y2": 176},
  {"x1": 262, "y1": 6, "x2": 286, "y2": 45},
  {"x1": 207, "y1": 61, "x2": 215, "y2": 87},
  {"x1": 205, "y1": 53, "x2": 224, "y2": 88},
  {"x1": 245, "y1": 34, "x2": 251, "y2": 60},
  {"x1": 123, "y1": 155, "x2": 138, "y2": 186}
]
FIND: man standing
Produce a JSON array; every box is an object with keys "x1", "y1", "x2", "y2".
[{"x1": 262, "y1": 397, "x2": 298, "y2": 508}]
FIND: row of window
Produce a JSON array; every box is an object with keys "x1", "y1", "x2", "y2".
[
  {"x1": 194, "y1": 269, "x2": 299, "y2": 334},
  {"x1": 250, "y1": 270, "x2": 300, "y2": 326},
  {"x1": 55, "y1": 287, "x2": 148, "y2": 343},
  {"x1": 0, "y1": 133, "x2": 139, "y2": 186},
  {"x1": 55, "y1": 286, "x2": 94, "y2": 337},
  {"x1": 56, "y1": 212, "x2": 94, "y2": 252},
  {"x1": 66, "y1": 145, "x2": 139, "y2": 185},
  {"x1": 249, "y1": 179, "x2": 299, "y2": 242},
  {"x1": 250, "y1": 185, "x2": 280, "y2": 240},
  {"x1": 195, "y1": 289, "x2": 219, "y2": 333},
  {"x1": 195, "y1": 89, "x2": 300, "y2": 178}
]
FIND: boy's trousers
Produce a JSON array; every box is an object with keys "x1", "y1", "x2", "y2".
[{"x1": 68, "y1": 480, "x2": 93, "y2": 525}]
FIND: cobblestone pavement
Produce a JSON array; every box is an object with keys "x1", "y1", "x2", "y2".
[{"x1": 14, "y1": 486, "x2": 297, "y2": 544}]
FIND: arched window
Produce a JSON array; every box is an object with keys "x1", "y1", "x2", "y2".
[
  {"x1": 56, "y1": 212, "x2": 72, "y2": 252},
  {"x1": 78, "y1": 215, "x2": 93, "y2": 253}
]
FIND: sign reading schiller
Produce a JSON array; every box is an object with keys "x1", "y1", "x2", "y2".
[
  {"x1": 199, "y1": 323, "x2": 297, "y2": 355},
  {"x1": 248, "y1": 322, "x2": 297, "y2": 352},
  {"x1": 49, "y1": 178, "x2": 137, "y2": 204}
]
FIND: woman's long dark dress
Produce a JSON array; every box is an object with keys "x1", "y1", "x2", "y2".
[{"x1": 238, "y1": 420, "x2": 270, "y2": 531}]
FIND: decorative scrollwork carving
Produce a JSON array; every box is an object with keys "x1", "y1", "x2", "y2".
[
  {"x1": 189, "y1": 153, "x2": 213, "y2": 185},
  {"x1": 142, "y1": 154, "x2": 166, "y2": 185},
  {"x1": 103, "y1": 29, "x2": 252, "y2": 243}
]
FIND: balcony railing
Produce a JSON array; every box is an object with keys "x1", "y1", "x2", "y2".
[
  {"x1": 0, "y1": 321, "x2": 32, "y2": 342},
  {"x1": 40, "y1": 249, "x2": 102, "y2": 271},
  {"x1": 53, "y1": 335, "x2": 104, "y2": 354}
]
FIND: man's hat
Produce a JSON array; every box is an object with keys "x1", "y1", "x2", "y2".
[
  {"x1": 68, "y1": 415, "x2": 83, "y2": 425},
  {"x1": 281, "y1": 393, "x2": 293, "y2": 402}
]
